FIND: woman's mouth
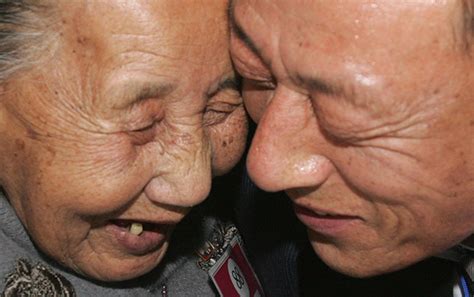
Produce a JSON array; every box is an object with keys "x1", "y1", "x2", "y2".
[{"x1": 106, "y1": 219, "x2": 173, "y2": 255}]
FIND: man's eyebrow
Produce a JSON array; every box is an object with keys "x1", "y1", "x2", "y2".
[
  {"x1": 208, "y1": 76, "x2": 240, "y2": 98},
  {"x1": 228, "y1": 0, "x2": 260, "y2": 56},
  {"x1": 297, "y1": 74, "x2": 346, "y2": 97},
  {"x1": 302, "y1": 77, "x2": 344, "y2": 95}
]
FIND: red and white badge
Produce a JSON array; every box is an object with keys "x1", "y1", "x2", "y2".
[{"x1": 209, "y1": 237, "x2": 264, "y2": 297}]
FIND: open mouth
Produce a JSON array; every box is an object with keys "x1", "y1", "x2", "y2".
[
  {"x1": 109, "y1": 219, "x2": 163, "y2": 236},
  {"x1": 106, "y1": 219, "x2": 172, "y2": 255}
]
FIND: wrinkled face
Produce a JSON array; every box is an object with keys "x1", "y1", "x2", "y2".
[
  {"x1": 0, "y1": 0, "x2": 247, "y2": 281},
  {"x1": 230, "y1": 0, "x2": 474, "y2": 277}
]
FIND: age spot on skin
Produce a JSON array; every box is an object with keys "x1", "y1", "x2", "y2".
[
  {"x1": 45, "y1": 146, "x2": 56, "y2": 157},
  {"x1": 347, "y1": 157, "x2": 353, "y2": 166},
  {"x1": 298, "y1": 41, "x2": 311, "y2": 48},
  {"x1": 76, "y1": 36, "x2": 89, "y2": 45},
  {"x1": 15, "y1": 139, "x2": 25, "y2": 150},
  {"x1": 222, "y1": 136, "x2": 234, "y2": 148},
  {"x1": 26, "y1": 128, "x2": 38, "y2": 140}
]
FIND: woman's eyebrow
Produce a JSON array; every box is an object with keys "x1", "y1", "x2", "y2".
[
  {"x1": 207, "y1": 76, "x2": 240, "y2": 98},
  {"x1": 111, "y1": 81, "x2": 176, "y2": 109},
  {"x1": 133, "y1": 83, "x2": 176, "y2": 103},
  {"x1": 296, "y1": 74, "x2": 344, "y2": 97}
]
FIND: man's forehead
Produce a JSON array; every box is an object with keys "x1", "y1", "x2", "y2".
[
  {"x1": 229, "y1": 0, "x2": 462, "y2": 27},
  {"x1": 229, "y1": 0, "x2": 467, "y2": 52},
  {"x1": 228, "y1": 0, "x2": 473, "y2": 112},
  {"x1": 228, "y1": 0, "x2": 260, "y2": 57}
]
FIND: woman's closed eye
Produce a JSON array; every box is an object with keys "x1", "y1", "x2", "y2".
[
  {"x1": 204, "y1": 89, "x2": 243, "y2": 126},
  {"x1": 127, "y1": 120, "x2": 159, "y2": 145},
  {"x1": 118, "y1": 98, "x2": 165, "y2": 145}
]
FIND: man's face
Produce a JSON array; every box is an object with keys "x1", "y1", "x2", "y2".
[{"x1": 230, "y1": 0, "x2": 474, "y2": 277}]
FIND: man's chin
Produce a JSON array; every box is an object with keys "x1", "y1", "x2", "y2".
[{"x1": 310, "y1": 240, "x2": 413, "y2": 278}]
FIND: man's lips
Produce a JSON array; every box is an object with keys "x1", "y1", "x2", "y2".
[
  {"x1": 293, "y1": 204, "x2": 361, "y2": 235},
  {"x1": 106, "y1": 219, "x2": 176, "y2": 256}
]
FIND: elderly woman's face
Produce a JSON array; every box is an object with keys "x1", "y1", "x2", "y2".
[{"x1": 0, "y1": 0, "x2": 247, "y2": 281}]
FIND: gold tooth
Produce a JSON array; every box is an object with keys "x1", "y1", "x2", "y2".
[{"x1": 129, "y1": 222, "x2": 143, "y2": 236}]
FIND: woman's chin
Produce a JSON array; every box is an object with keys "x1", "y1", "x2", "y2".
[{"x1": 73, "y1": 242, "x2": 170, "y2": 282}]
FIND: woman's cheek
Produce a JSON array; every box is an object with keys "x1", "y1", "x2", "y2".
[{"x1": 209, "y1": 108, "x2": 248, "y2": 176}]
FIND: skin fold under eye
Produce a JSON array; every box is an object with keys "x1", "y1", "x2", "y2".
[
  {"x1": 127, "y1": 120, "x2": 158, "y2": 146},
  {"x1": 117, "y1": 99, "x2": 167, "y2": 146},
  {"x1": 243, "y1": 77, "x2": 276, "y2": 91},
  {"x1": 204, "y1": 89, "x2": 243, "y2": 126}
]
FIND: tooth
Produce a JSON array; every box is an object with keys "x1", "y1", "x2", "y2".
[
  {"x1": 315, "y1": 211, "x2": 328, "y2": 216},
  {"x1": 129, "y1": 223, "x2": 143, "y2": 236}
]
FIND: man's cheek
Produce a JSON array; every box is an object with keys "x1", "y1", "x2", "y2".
[{"x1": 242, "y1": 89, "x2": 270, "y2": 123}]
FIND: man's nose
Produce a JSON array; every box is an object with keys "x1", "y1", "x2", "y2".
[
  {"x1": 144, "y1": 135, "x2": 212, "y2": 208},
  {"x1": 246, "y1": 86, "x2": 334, "y2": 192}
]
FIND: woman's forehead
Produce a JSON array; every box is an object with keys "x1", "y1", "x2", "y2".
[
  {"x1": 51, "y1": 0, "x2": 231, "y2": 91},
  {"x1": 12, "y1": 0, "x2": 234, "y2": 124},
  {"x1": 57, "y1": 1, "x2": 227, "y2": 44}
]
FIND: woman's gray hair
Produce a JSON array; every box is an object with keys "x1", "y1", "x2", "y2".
[{"x1": 0, "y1": 0, "x2": 52, "y2": 83}]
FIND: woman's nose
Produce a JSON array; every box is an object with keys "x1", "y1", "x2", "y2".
[
  {"x1": 246, "y1": 86, "x2": 334, "y2": 192},
  {"x1": 144, "y1": 134, "x2": 212, "y2": 208}
]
